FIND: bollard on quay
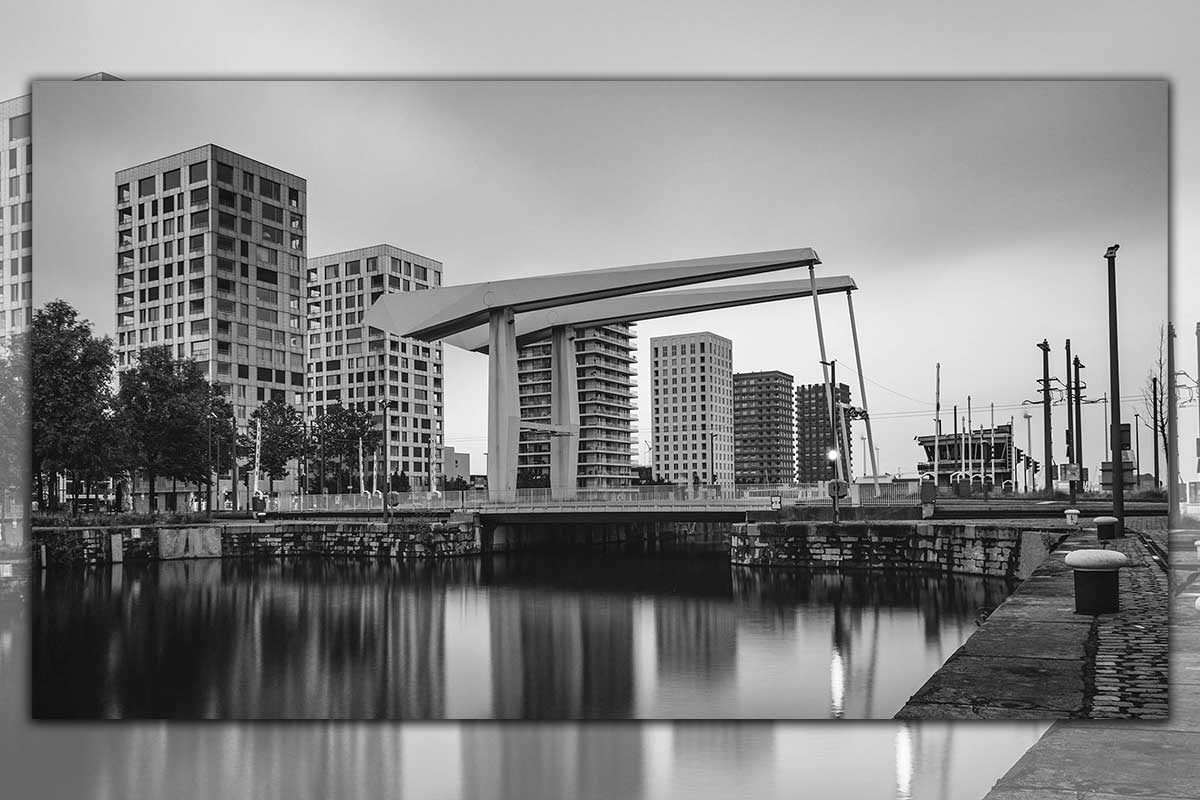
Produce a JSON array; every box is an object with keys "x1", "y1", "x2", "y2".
[
  {"x1": 1064, "y1": 549, "x2": 1129, "y2": 614},
  {"x1": 1094, "y1": 515, "x2": 1120, "y2": 540}
]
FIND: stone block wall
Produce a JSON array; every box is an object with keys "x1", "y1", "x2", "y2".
[
  {"x1": 32, "y1": 518, "x2": 480, "y2": 568},
  {"x1": 730, "y1": 521, "x2": 1065, "y2": 580}
]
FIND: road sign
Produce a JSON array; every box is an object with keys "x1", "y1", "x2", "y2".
[
  {"x1": 1059, "y1": 464, "x2": 1081, "y2": 481},
  {"x1": 770, "y1": 495, "x2": 782, "y2": 511}
]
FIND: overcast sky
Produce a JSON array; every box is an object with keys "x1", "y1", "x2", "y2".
[{"x1": 33, "y1": 80, "x2": 1166, "y2": 480}]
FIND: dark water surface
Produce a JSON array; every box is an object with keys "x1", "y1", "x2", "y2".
[{"x1": 32, "y1": 553, "x2": 1014, "y2": 720}]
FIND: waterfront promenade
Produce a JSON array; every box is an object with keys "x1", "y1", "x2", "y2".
[
  {"x1": 898, "y1": 518, "x2": 1169, "y2": 720},
  {"x1": 982, "y1": 526, "x2": 1199, "y2": 799}
]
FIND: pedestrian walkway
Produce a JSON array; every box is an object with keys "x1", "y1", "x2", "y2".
[
  {"x1": 897, "y1": 520, "x2": 1169, "y2": 719},
  {"x1": 982, "y1": 526, "x2": 1199, "y2": 799}
]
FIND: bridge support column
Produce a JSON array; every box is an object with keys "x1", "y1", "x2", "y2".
[
  {"x1": 487, "y1": 307, "x2": 520, "y2": 501},
  {"x1": 550, "y1": 324, "x2": 580, "y2": 500}
]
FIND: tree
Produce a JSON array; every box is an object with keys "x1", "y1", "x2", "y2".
[
  {"x1": 114, "y1": 346, "x2": 212, "y2": 511},
  {"x1": 30, "y1": 301, "x2": 120, "y2": 512},
  {"x1": 1141, "y1": 324, "x2": 1169, "y2": 485},
  {"x1": 239, "y1": 398, "x2": 305, "y2": 492},
  {"x1": 309, "y1": 404, "x2": 381, "y2": 493},
  {"x1": 0, "y1": 333, "x2": 30, "y2": 521}
]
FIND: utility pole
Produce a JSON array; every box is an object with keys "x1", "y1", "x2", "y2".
[
  {"x1": 1169, "y1": 321, "x2": 1180, "y2": 522},
  {"x1": 1152, "y1": 375, "x2": 1160, "y2": 488},
  {"x1": 1065, "y1": 339, "x2": 1076, "y2": 503},
  {"x1": 1038, "y1": 339, "x2": 1053, "y2": 493},
  {"x1": 1023, "y1": 410, "x2": 1033, "y2": 493},
  {"x1": 1074, "y1": 356, "x2": 1084, "y2": 491},
  {"x1": 934, "y1": 363, "x2": 940, "y2": 490},
  {"x1": 1105, "y1": 244, "x2": 1124, "y2": 537},
  {"x1": 1134, "y1": 412, "x2": 1142, "y2": 487}
]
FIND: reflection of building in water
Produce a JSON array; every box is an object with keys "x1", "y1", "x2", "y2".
[
  {"x1": 461, "y1": 724, "x2": 644, "y2": 800},
  {"x1": 489, "y1": 590, "x2": 636, "y2": 718},
  {"x1": 655, "y1": 599, "x2": 738, "y2": 684},
  {"x1": 671, "y1": 723, "x2": 776, "y2": 797}
]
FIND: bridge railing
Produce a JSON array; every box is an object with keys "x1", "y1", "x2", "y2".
[{"x1": 261, "y1": 482, "x2": 921, "y2": 512}]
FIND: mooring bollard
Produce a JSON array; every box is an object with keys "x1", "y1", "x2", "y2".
[
  {"x1": 1094, "y1": 515, "x2": 1119, "y2": 541},
  {"x1": 1065, "y1": 508, "x2": 1080, "y2": 526},
  {"x1": 1064, "y1": 549, "x2": 1129, "y2": 614}
]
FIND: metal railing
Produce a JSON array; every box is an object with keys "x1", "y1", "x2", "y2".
[{"x1": 255, "y1": 481, "x2": 923, "y2": 514}]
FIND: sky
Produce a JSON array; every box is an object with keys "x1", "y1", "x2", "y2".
[{"x1": 32, "y1": 79, "x2": 1167, "y2": 481}]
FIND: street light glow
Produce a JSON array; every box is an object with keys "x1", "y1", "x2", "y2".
[{"x1": 827, "y1": 449, "x2": 840, "y2": 462}]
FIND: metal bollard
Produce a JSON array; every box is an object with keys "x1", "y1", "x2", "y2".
[
  {"x1": 1094, "y1": 515, "x2": 1120, "y2": 540},
  {"x1": 1064, "y1": 549, "x2": 1129, "y2": 614}
]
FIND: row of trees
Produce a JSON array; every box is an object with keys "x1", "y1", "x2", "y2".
[{"x1": 29, "y1": 300, "x2": 427, "y2": 513}]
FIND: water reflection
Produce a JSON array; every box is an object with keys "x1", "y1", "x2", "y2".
[
  {"x1": 34, "y1": 553, "x2": 1012, "y2": 719},
  {"x1": 0, "y1": 570, "x2": 1052, "y2": 798}
]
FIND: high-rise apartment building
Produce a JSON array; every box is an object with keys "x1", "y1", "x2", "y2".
[
  {"x1": 649, "y1": 332, "x2": 734, "y2": 486},
  {"x1": 795, "y1": 381, "x2": 852, "y2": 482},
  {"x1": 733, "y1": 370, "x2": 795, "y2": 484},
  {"x1": 305, "y1": 245, "x2": 444, "y2": 489},
  {"x1": 517, "y1": 323, "x2": 637, "y2": 489},
  {"x1": 0, "y1": 93, "x2": 31, "y2": 345},
  {"x1": 2, "y1": 73, "x2": 119, "y2": 346},
  {"x1": 114, "y1": 145, "x2": 308, "y2": 427}
]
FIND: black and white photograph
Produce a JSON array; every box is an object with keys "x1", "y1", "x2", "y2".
[
  {"x1": 16, "y1": 79, "x2": 1169, "y2": 723},
  {"x1": 0, "y1": 3, "x2": 1198, "y2": 796}
]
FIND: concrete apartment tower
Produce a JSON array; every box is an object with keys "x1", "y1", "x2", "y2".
[
  {"x1": 114, "y1": 145, "x2": 307, "y2": 505},
  {"x1": 305, "y1": 245, "x2": 445, "y2": 490},
  {"x1": 795, "y1": 381, "x2": 852, "y2": 482},
  {"x1": 517, "y1": 322, "x2": 637, "y2": 490},
  {"x1": 733, "y1": 370, "x2": 795, "y2": 485},
  {"x1": 649, "y1": 331, "x2": 734, "y2": 486}
]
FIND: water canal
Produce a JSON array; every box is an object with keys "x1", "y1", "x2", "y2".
[{"x1": 33, "y1": 552, "x2": 1015, "y2": 719}]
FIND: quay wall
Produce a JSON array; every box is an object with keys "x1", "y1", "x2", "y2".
[
  {"x1": 31, "y1": 518, "x2": 480, "y2": 568},
  {"x1": 731, "y1": 520, "x2": 1068, "y2": 580}
]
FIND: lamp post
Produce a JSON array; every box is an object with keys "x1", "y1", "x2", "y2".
[
  {"x1": 1104, "y1": 244, "x2": 1124, "y2": 537},
  {"x1": 828, "y1": 447, "x2": 841, "y2": 523}
]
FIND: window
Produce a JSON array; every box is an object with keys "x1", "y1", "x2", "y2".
[
  {"x1": 189, "y1": 234, "x2": 204, "y2": 253},
  {"x1": 216, "y1": 162, "x2": 234, "y2": 184},
  {"x1": 262, "y1": 204, "x2": 283, "y2": 224},
  {"x1": 138, "y1": 176, "x2": 156, "y2": 197},
  {"x1": 163, "y1": 169, "x2": 181, "y2": 191},
  {"x1": 290, "y1": 234, "x2": 303, "y2": 250},
  {"x1": 190, "y1": 187, "x2": 208, "y2": 206},
  {"x1": 190, "y1": 210, "x2": 209, "y2": 231},
  {"x1": 288, "y1": 187, "x2": 300, "y2": 208},
  {"x1": 256, "y1": 266, "x2": 279, "y2": 284},
  {"x1": 256, "y1": 246, "x2": 278, "y2": 266},
  {"x1": 8, "y1": 113, "x2": 30, "y2": 140},
  {"x1": 324, "y1": 264, "x2": 339, "y2": 280},
  {"x1": 259, "y1": 177, "x2": 281, "y2": 201},
  {"x1": 262, "y1": 226, "x2": 282, "y2": 244},
  {"x1": 162, "y1": 194, "x2": 175, "y2": 214},
  {"x1": 189, "y1": 161, "x2": 208, "y2": 183},
  {"x1": 345, "y1": 260, "x2": 361, "y2": 276}
]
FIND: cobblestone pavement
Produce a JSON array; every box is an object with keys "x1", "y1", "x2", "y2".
[
  {"x1": 1087, "y1": 532, "x2": 1169, "y2": 719},
  {"x1": 983, "y1": 529, "x2": 1200, "y2": 799}
]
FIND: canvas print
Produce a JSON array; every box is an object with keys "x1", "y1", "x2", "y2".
[{"x1": 20, "y1": 79, "x2": 1168, "y2": 719}]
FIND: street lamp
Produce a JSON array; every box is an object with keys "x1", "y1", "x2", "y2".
[
  {"x1": 828, "y1": 448, "x2": 842, "y2": 523},
  {"x1": 1104, "y1": 244, "x2": 1124, "y2": 537}
]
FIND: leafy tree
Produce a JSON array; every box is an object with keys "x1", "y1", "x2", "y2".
[
  {"x1": 0, "y1": 333, "x2": 30, "y2": 519},
  {"x1": 114, "y1": 345, "x2": 212, "y2": 511},
  {"x1": 309, "y1": 404, "x2": 381, "y2": 492},
  {"x1": 445, "y1": 476, "x2": 470, "y2": 491},
  {"x1": 30, "y1": 301, "x2": 119, "y2": 512},
  {"x1": 239, "y1": 398, "x2": 305, "y2": 491}
]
